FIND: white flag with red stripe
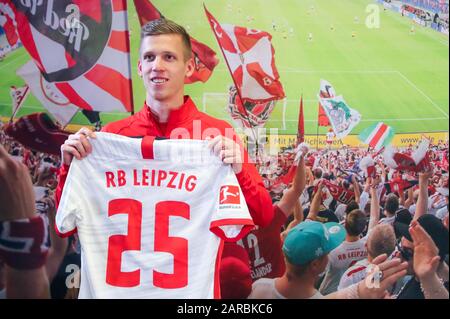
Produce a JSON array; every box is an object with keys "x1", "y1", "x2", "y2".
[
  {"x1": 10, "y1": 84, "x2": 29, "y2": 119},
  {"x1": 204, "y1": 6, "x2": 285, "y2": 104},
  {"x1": 358, "y1": 122, "x2": 395, "y2": 151},
  {"x1": 9, "y1": 0, "x2": 133, "y2": 113},
  {"x1": 17, "y1": 61, "x2": 79, "y2": 127}
]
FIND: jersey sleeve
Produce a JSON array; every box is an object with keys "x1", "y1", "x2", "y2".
[
  {"x1": 273, "y1": 205, "x2": 288, "y2": 228},
  {"x1": 54, "y1": 164, "x2": 81, "y2": 238},
  {"x1": 210, "y1": 167, "x2": 254, "y2": 242}
]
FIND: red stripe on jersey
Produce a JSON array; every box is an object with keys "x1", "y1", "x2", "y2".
[
  {"x1": 346, "y1": 266, "x2": 367, "y2": 277},
  {"x1": 55, "y1": 82, "x2": 93, "y2": 111},
  {"x1": 141, "y1": 136, "x2": 155, "y2": 159},
  {"x1": 53, "y1": 223, "x2": 78, "y2": 238},
  {"x1": 214, "y1": 240, "x2": 224, "y2": 299},
  {"x1": 112, "y1": 0, "x2": 127, "y2": 11},
  {"x1": 84, "y1": 64, "x2": 133, "y2": 112},
  {"x1": 210, "y1": 219, "x2": 254, "y2": 242},
  {"x1": 108, "y1": 31, "x2": 130, "y2": 53}
]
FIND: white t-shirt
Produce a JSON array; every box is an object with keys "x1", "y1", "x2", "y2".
[
  {"x1": 378, "y1": 215, "x2": 396, "y2": 226},
  {"x1": 337, "y1": 258, "x2": 370, "y2": 290},
  {"x1": 319, "y1": 238, "x2": 368, "y2": 295},
  {"x1": 248, "y1": 278, "x2": 323, "y2": 299},
  {"x1": 409, "y1": 204, "x2": 416, "y2": 216},
  {"x1": 428, "y1": 194, "x2": 447, "y2": 216},
  {"x1": 56, "y1": 133, "x2": 254, "y2": 299},
  {"x1": 436, "y1": 206, "x2": 448, "y2": 221}
]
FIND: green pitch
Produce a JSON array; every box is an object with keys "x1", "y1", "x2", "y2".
[{"x1": 0, "y1": 0, "x2": 448, "y2": 135}]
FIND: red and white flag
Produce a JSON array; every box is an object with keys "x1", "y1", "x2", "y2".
[
  {"x1": 17, "y1": 61, "x2": 79, "y2": 127},
  {"x1": 204, "y1": 6, "x2": 285, "y2": 104},
  {"x1": 133, "y1": 0, "x2": 219, "y2": 84},
  {"x1": 0, "y1": 0, "x2": 19, "y2": 46},
  {"x1": 10, "y1": 84, "x2": 29, "y2": 119},
  {"x1": 317, "y1": 79, "x2": 335, "y2": 127},
  {"x1": 9, "y1": 0, "x2": 133, "y2": 113}
]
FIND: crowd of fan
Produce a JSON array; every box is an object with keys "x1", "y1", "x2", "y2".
[{"x1": 0, "y1": 120, "x2": 448, "y2": 299}]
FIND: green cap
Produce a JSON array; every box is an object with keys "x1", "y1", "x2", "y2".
[{"x1": 282, "y1": 221, "x2": 346, "y2": 265}]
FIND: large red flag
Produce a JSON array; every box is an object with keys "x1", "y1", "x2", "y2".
[
  {"x1": 9, "y1": 0, "x2": 133, "y2": 113},
  {"x1": 133, "y1": 0, "x2": 218, "y2": 84},
  {"x1": 204, "y1": 5, "x2": 285, "y2": 104},
  {"x1": 297, "y1": 96, "x2": 305, "y2": 144}
]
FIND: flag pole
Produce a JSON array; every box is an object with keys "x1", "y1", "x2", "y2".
[
  {"x1": 316, "y1": 104, "x2": 320, "y2": 151},
  {"x1": 297, "y1": 94, "x2": 304, "y2": 145},
  {"x1": 125, "y1": 1, "x2": 134, "y2": 116},
  {"x1": 204, "y1": 5, "x2": 261, "y2": 161},
  {"x1": 62, "y1": 110, "x2": 79, "y2": 131}
]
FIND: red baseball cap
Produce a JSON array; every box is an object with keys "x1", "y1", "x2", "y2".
[{"x1": 220, "y1": 244, "x2": 252, "y2": 299}]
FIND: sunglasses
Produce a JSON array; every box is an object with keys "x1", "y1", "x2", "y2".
[{"x1": 396, "y1": 242, "x2": 414, "y2": 261}]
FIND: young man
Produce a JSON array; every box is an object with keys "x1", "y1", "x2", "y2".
[
  {"x1": 379, "y1": 193, "x2": 399, "y2": 225},
  {"x1": 57, "y1": 19, "x2": 273, "y2": 228},
  {"x1": 319, "y1": 209, "x2": 368, "y2": 295},
  {"x1": 319, "y1": 176, "x2": 382, "y2": 294}
]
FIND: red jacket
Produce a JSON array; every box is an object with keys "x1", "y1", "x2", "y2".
[{"x1": 55, "y1": 96, "x2": 273, "y2": 227}]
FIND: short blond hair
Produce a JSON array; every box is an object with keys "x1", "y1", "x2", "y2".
[{"x1": 140, "y1": 18, "x2": 192, "y2": 61}]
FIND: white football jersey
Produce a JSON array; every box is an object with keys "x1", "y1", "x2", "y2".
[
  {"x1": 56, "y1": 133, "x2": 254, "y2": 299},
  {"x1": 319, "y1": 238, "x2": 368, "y2": 295}
]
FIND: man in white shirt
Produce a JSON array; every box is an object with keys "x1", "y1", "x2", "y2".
[
  {"x1": 338, "y1": 224, "x2": 397, "y2": 290},
  {"x1": 379, "y1": 193, "x2": 399, "y2": 225},
  {"x1": 319, "y1": 209, "x2": 368, "y2": 294}
]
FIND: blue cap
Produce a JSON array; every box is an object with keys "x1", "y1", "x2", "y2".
[{"x1": 282, "y1": 221, "x2": 346, "y2": 266}]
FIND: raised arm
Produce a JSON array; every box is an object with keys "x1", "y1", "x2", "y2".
[
  {"x1": 352, "y1": 175, "x2": 361, "y2": 204},
  {"x1": 306, "y1": 181, "x2": 324, "y2": 221},
  {"x1": 368, "y1": 176, "x2": 381, "y2": 232},
  {"x1": 0, "y1": 145, "x2": 50, "y2": 299},
  {"x1": 414, "y1": 171, "x2": 433, "y2": 221},
  {"x1": 277, "y1": 144, "x2": 308, "y2": 217},
  {"x1": 404, "y1": 187, "x2": 415, "y2": 209}
]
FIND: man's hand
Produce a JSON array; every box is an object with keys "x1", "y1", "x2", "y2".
[
  {"x1": 419, "y1": 170, "x2": 433, "y2": 183},
  {"x1": 358, "y1": 254, "x2": 408, "y2": 299},
  {"x1": 208, "y1": 136, "x2": 243, "y2": 174},
  {"x1": 0, "y1": 145, "x2": 36, "y2": 221},
  {"x1": 410, "y1": 221, "x2": 441, "y2": 281},
  {"x1": 61, "y1": 127, "x2": 96, "y2": 166},
  {"x1": 294, "y1": 142, "x2": 310, "y2": 164},
  {"x1": 371, "y1": 175, "x2": 381, "y2": 188}
]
